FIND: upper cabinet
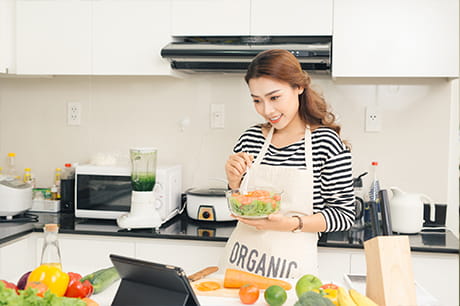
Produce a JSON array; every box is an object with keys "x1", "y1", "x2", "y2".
[
  {"x1": 15, "y1": 0, "x2": 172, "y2": 75},
  {"x1": 171, "y1": 0, "x2": 332, "y2": 36},
  {"x1": 0, "y1": 0, "x2": 16, "y2": 74},
  {"x1": 171, "y1": 0, "x2": 250, "y2": 36},
  {"x1": 332, "y1": 0, "x2": 459, "y2": 78},
  {"x1": 16, "y1": 0, "x2": 92, "y2": 75},
  {"x1": 250, "y1": 0, "x2": 332, "y2": 36},
  {"x1": 92, "y1": 0, "x2": 171, "y2": 75}
]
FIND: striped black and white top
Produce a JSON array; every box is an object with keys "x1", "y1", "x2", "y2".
[{"x1": 233, "y1": 125, "x2": 355, "y2": 232}]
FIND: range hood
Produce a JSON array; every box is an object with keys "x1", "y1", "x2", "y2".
[{"x1": 161, "y1": 36, "x2": 332, "y2": 73}]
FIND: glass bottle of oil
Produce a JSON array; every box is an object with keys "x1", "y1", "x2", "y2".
[{"x1": 40, "y1": 224, "x2": 63, "y2": 270}]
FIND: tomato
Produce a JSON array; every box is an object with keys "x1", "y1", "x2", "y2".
[
  {"x1": 320, "y1": 283, "x2": 339, "y2": 290},
  {"x1": 239, "y1": 284, "x2": 260, "y2": 305},
  {"x1": 26, "y1": 281, "x2": 49, "y2": 297}
]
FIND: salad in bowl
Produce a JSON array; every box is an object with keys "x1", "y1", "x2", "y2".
[{"x1": 226, "y1": 188, "x2": 282, "y2": 219}]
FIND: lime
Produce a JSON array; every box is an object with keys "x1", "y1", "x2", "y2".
[
  {"x1": 264, "y1": 285, "x2": 287, "y2": 306},
  {"x1": 295, "y1": 274, "x2": 322, "y2": 298}
]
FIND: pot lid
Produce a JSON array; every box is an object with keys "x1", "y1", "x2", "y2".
[{"x1": 186, "y1": 187, "x2": 227, "y2": 197}]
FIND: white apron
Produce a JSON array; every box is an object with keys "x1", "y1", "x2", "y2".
[{"x1": 221, "y1": 126, "x2": 318, "y2": 279}]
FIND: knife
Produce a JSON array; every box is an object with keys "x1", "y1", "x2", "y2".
[{"x1": 187, "y1": 266, "x2": 219, "y2": 282}]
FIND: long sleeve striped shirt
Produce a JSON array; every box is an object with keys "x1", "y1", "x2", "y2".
[{"x1": 233, "y1": 125, "x2": 355, "y2": 232}]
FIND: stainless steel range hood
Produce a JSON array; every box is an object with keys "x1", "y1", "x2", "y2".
[{"x1": 161, "y1": 36, "x2": 332, "y2": 73}]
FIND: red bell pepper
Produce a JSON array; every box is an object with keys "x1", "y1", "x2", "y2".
[
  {"x1": 1, "y1": 280, "x2": 18, "y2": 294},
  {"x1": 64, "y1": 272, "x2": 94, "y2": 298}
]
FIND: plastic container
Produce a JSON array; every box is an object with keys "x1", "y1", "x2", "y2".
[
  {"x1": 6, "y1": 152, "x2": 18, "y2": 179},
  {"x1": 60, "y1": 163, "x2": 75, "y2": 213},
  {"x1": 226, "y1": 187, "x2": 282, "y2": 219},
  {"x1": 364, "y1": 161, "x2": 381, "y2": 225},
  {"x1": 54, "y1": 168, "x2": 62, "y2": 199},
  {"x1": 23, "y1": 168, "x2": 32, "y2": 184},
  {"x1": 40, "y1": 224, "x2": 63, "y2": 270},
  {"x1": 368, "y1": 161, "x2": 381, "y2": 203}
]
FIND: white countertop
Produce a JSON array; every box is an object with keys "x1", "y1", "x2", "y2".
[{"x1": 93, "y1": 278, "x2": 301, "y2": 306}]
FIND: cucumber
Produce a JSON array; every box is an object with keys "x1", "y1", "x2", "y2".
[{"x1": 81, "y1": 266, "x2": 120, "y2": 294}]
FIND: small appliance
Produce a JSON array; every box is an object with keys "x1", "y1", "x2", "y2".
[
  {"x1": 75, "y1": 162, "x2": 182, "y2": 225},
  {"x1": 0, "y1": 176, "x2": 33, "y2": 218},
  {"x1": 117, "y1": 148, "x2": 162, "y2": 229},
  {"x1": 389, "y1": 186, "x2": 435, "y2": 234},
  {"x1": 185, "y1": 187, "x2": 233, "y2": 222}
]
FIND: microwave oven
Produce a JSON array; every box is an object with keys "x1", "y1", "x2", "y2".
[{"x1": 75, "y1": 164, "x2": 182, "y2": 220}]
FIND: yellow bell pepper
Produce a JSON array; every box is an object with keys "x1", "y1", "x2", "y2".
[
  {"x1": 312, "y1": 288, "x2": 339, "y2": 306},
  {"x1": 27, "y1": 264, "x2": 70, "y2": 296}
]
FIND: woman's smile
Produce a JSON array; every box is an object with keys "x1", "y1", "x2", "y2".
[{"x1": 269, "y1": 114, "x2": 283, "y2": 124}]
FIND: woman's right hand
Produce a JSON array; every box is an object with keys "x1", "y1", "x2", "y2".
[{"x1": 225, "y1": 152, "x2": 253, "y2": 190}]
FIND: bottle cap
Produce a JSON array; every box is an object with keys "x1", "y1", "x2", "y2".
[
  {"x1": 371, "y1": 161, "x2": 378, "y2": 166},
  {"x1": 55, "y1": 168, "x2": 61, "y2": 171},
  {"x1": 44, "y1": 224, "x2": 59, "y2": 232},
  {"x1": 64, "y1": 163, "x2": 72, "y2": 168},
  {"x1": 8, "y1": 153, "x2": 15, "y2": 157},
  {"x1": 24, "y1": 168, "x2": 31, "y2": 171}
]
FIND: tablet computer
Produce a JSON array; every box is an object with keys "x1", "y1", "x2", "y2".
[{"x1": 110, "y1": 254, "x2": 200, "y2": 306}]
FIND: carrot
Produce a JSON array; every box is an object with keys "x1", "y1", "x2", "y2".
[
  {"x1": 82, "y1": 297, "x2": 99, "y2": 306},
  {"x1": 195, "y1": 281, "x2": 221, "y2": 291},
  {"x1": 223, "y1": 269, "x2": 292, "y2": 290}
]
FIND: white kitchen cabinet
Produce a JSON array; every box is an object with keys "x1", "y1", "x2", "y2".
[
  {"x1": 0, "y1": 235, "x2": 36, "y2": 282},
  {"x1": 250, "y1": 0, "x2": 333, "y2": 36},
  {"x1": 0, "y1": 0, "x2": 15, "y2": 74},
  {"x1": 171, "y1": 0, "x2": 250, "y2": 36},
  {"x1": 135, "y1": 239, "x2": 227, "y2": 275},
  {"x1": 412, "y1": 252, "x2": 459, "y2": 306},
  {"x1": 16, "y1": 0, "x2": 172, "y2": 75},
  {"x1": 349, "y1": 249, "x2": 459, "y2": 306},
  {"x1": 36, "y1": 234, "x2": 136, "y2": 276},
  {"x1": 171, "y1": 0, "x2": 332, "y2": 37},
  {"x1": 92, "y1": 0, "x2": 172, "y2": 75},
  {"x1": 317, "y1": 247, "x2": 350, "y2": 282},
  {"x1": 15, "y1": 0, "x2": 92, "y2": 75},
  {"x1": 332, "y1": 0, "x2": 459, "y2": 77}
]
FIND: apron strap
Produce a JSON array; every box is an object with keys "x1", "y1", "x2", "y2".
[
  {"x1": 253, "y1": 126, "x2": 274, "y2": 166},
  {"x1": 304, "y1": 125, "x2": 313, "y2": 176},
  {"x1": 254, "y1": 125, "x2": 313, "y2": 172}
]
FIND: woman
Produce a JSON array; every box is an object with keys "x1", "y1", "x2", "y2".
[{"x1": 222, "y1": 49, "x2": 355, "y2": 279}]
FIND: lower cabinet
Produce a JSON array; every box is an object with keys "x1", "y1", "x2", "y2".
[
  {"x1": 317, "y1": 248, "x2": 350, "y2": 282},
  {"x1": 0, "y1": 233, "x2": 457, "y2": 306},
  {"x1": 0, "y1": 235, "x2": 36, "y2": 282},
  {"x1": 136, "y1": 239, "x2": 227, "y2": 275},
  {"x1": 349, "y1": 249, "x2": 459, "y2": 306}
]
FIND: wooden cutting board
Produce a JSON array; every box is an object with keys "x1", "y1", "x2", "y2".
[{"x1": 191, "y1": 278, "x2": 239, "y2": 298}]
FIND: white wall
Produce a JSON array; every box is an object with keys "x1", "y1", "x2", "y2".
[{"x1": 0, "y1": 74, "x2": 458, "y2": 234}]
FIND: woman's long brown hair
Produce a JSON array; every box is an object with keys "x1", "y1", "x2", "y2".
[{"x1": 244, "y1": 49, "x2": 345, "y2": 140}]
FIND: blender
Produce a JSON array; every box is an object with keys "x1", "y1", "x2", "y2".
[{"x1": 117, "y1": 148, "x2": 162, "y2": 229}]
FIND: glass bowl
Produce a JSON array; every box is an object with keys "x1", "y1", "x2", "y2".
[{"x1": 226, "y1": 188, "x2": 282, "y2": 219}]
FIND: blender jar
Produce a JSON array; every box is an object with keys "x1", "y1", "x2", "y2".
[{"x1": 130, "y1": 148, "x2": 157, "y2": 192}]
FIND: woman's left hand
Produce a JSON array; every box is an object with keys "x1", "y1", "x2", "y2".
[{"x1": 233, "y1": 213, "x2": 296, "y2": 231}]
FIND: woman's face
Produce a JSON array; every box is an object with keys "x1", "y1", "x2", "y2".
[{"x1": 248, "y1": 76, "x2": 304, "y2": 131}]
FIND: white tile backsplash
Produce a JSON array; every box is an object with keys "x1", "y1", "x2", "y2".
[{"x1": 0, "y1": 74, "x2": 457, "y2": 234}]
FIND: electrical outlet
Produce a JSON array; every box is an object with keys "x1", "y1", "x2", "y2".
[
  {"x1": 365, "y1": 106, "x2": 382, "y2": 132},
  {"x1": 211, "y1": 104, "x2": 225, "y2": 129},
  {"x1": 67, "y1": 102, "x2": 81, "y2": 126}
]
